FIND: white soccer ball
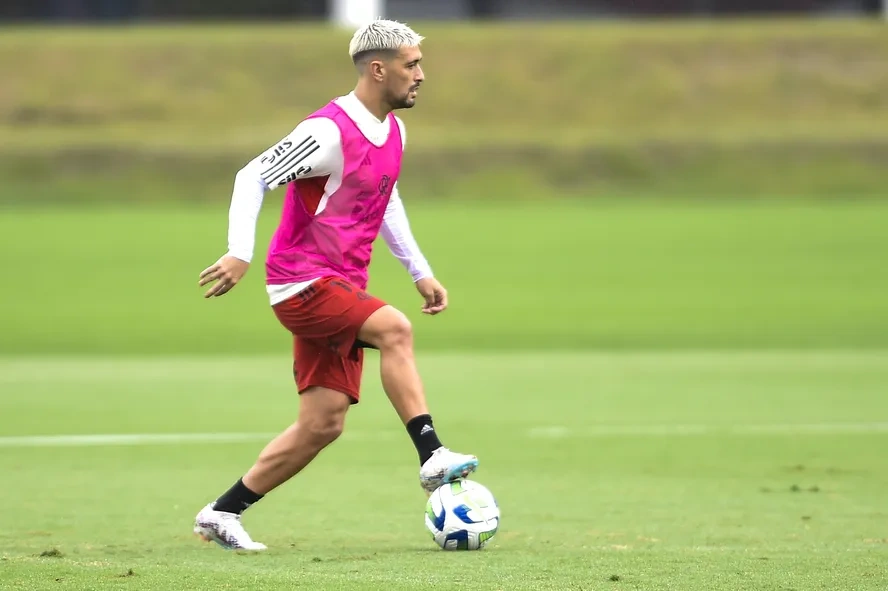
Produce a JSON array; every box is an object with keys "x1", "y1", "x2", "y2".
[{"x1": 425, "y1": 479, "x2": 500, "y2": 551}]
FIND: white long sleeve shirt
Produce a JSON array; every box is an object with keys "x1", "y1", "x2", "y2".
[{"x1": 225, "y1": 92, "x2": 433, "y2": 305}]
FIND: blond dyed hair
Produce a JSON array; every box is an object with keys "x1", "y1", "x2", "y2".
[{"x1": 348, "y1": 19, "x2": 424, "y2": 64}]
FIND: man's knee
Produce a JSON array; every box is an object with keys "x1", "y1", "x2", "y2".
[
  {"x1": 359, "y1": 305, "x2": 413, "y2": 351},
  {"x1": 303, "y1": 414, "x2": 344, "y2": 447},
  {"x1": 299, "y1": 387, "x2": 350, "y2": 447},
  {"x1": 382, "y1": 310, "x2": 413, "y2": 349}
]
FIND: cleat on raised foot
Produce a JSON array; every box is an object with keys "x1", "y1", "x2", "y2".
[
  {"x1": 193, "y1": 503, "x2": 267, "y2": 552},
  {"x1": 419, "y1": 447, "x2": 479, "y2": 494}
]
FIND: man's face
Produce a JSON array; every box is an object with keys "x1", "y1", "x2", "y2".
[{"x1": 384, "y1": 46, "x2": 424, "y2": 110}]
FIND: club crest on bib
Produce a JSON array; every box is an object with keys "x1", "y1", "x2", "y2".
[{"x1": 378, "y1": 175, "x2": 391, "y2": 198}]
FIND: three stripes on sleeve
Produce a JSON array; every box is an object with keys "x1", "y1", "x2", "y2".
[{"x1": 259, "y1": 136, "x2": 321, "y2": 187}]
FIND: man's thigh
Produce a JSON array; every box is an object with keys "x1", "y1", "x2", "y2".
[
  {"x1": 293, "y1": 338, "x2": 364, "y2": 403},
  {"x1": 272, "y1": 276, "x2": 388, "y2": 402},
  {"x1": 273, "y1": 277, "x2": 387, "y2": 355}
]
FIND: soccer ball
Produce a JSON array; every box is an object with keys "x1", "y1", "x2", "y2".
[{"x1": 425, "y1": 479, "x2": 500, "y2": 551}]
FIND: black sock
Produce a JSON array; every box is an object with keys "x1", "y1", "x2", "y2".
[
  {"x1": 406, "y1": 414, "x2": 443, "y2": 465},
  {"x1": 213, "y1": 478, "x2": 264, "y2": 515}
]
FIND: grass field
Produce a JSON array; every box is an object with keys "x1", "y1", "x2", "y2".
[
  {"x1": 3, "y1": 20, "x2": 888, "y2": 201},
  {"x1": 1, "y1": 351, "x2": 887, "y2": 590},
  {"x1": 2, "y1": 197, "x2": 888, "y2": 589},
  {"x1": 4, "y1": 20, "x2": 888, "y2": 150},
  {"x1": 2, "y1": 199, "x2": 888, "y2": 354},
  {"x1": 3, "y1": 18, "x2": 888, "y2": 590}
]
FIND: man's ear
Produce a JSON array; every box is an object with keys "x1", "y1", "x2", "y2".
[{"x1": 369, "y1": 59, "x2": 386, "y2": 82}]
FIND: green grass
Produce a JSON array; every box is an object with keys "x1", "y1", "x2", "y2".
[
  {"x1": 2, "y1": 198, "x2": 888, "y2": 355},
  {"x1": 2, "y1": 20, "x2": 888, "y2": 200},
  {"x1": 3, "y1": 191, "x2": 886, "y2": 588},
  {"x1": 3, "y1": 20, "x2": 888, "y2": 150},
  {"x1": 1, "y1": 351, "x2": 887, "y2": 590}
]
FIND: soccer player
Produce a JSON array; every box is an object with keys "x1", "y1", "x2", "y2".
[{"x1": 192, "y1": 19, "x2": 479, "y2": 551}]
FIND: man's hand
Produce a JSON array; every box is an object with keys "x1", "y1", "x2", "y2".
[
  {"x1": 415, "y1": 277, "x2": 448, "y2": 315},
  {"x1": 199, "y1": 255, "x2": 250, "y2": 298}
]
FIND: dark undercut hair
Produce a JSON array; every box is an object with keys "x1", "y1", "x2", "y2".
[{"x1": 352, "y1": 48, "x2": 398, "y2": 72}]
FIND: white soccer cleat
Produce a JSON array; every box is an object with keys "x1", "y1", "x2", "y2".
[
  {"x1": 193, "y1": 503, "x2": 267, "y2": 552},
  {"x1": 420, "y1": 447, "x2": 479, "y2": 494}
]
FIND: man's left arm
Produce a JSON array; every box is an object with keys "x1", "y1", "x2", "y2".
[
  {"x1": 380, "y1": 185, "x2": 433, "y2": 282},
  {"x1": 384, "y1": 116, "x2": 447, "y2": 314},
  {"x1": 380, "y1": 186, "x2": 447, "y2": 315}
]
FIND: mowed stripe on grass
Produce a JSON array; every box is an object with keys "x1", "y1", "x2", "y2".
[
  {"x1": 1, "y1": 351, "x2": 887, "y2": 590},
  {"x1": 2, "y1": 421, "x2": 888, "y2": 448}
]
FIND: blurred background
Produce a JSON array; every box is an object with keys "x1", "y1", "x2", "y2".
[
  {"x1": 1, "y1": 0, "x2": 887, "y2": 354},
  {"x1": 2, "y1": 4, "x2": 888, "y2": 588},
  {"x1": 0, "y1": 0, "x2": 886, "y2": 20}
]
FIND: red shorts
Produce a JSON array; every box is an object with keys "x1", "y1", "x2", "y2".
[{"x1": 272, "y1": 276, "x2": 387, "y2": 403}]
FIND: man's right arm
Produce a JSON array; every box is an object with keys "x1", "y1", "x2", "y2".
[
  {"x1": 198, "y1": 117, "x2": 341, "y2": 298},
  {"x1": 226, "y1": 118, "x2": 341, "y2": 263}
]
